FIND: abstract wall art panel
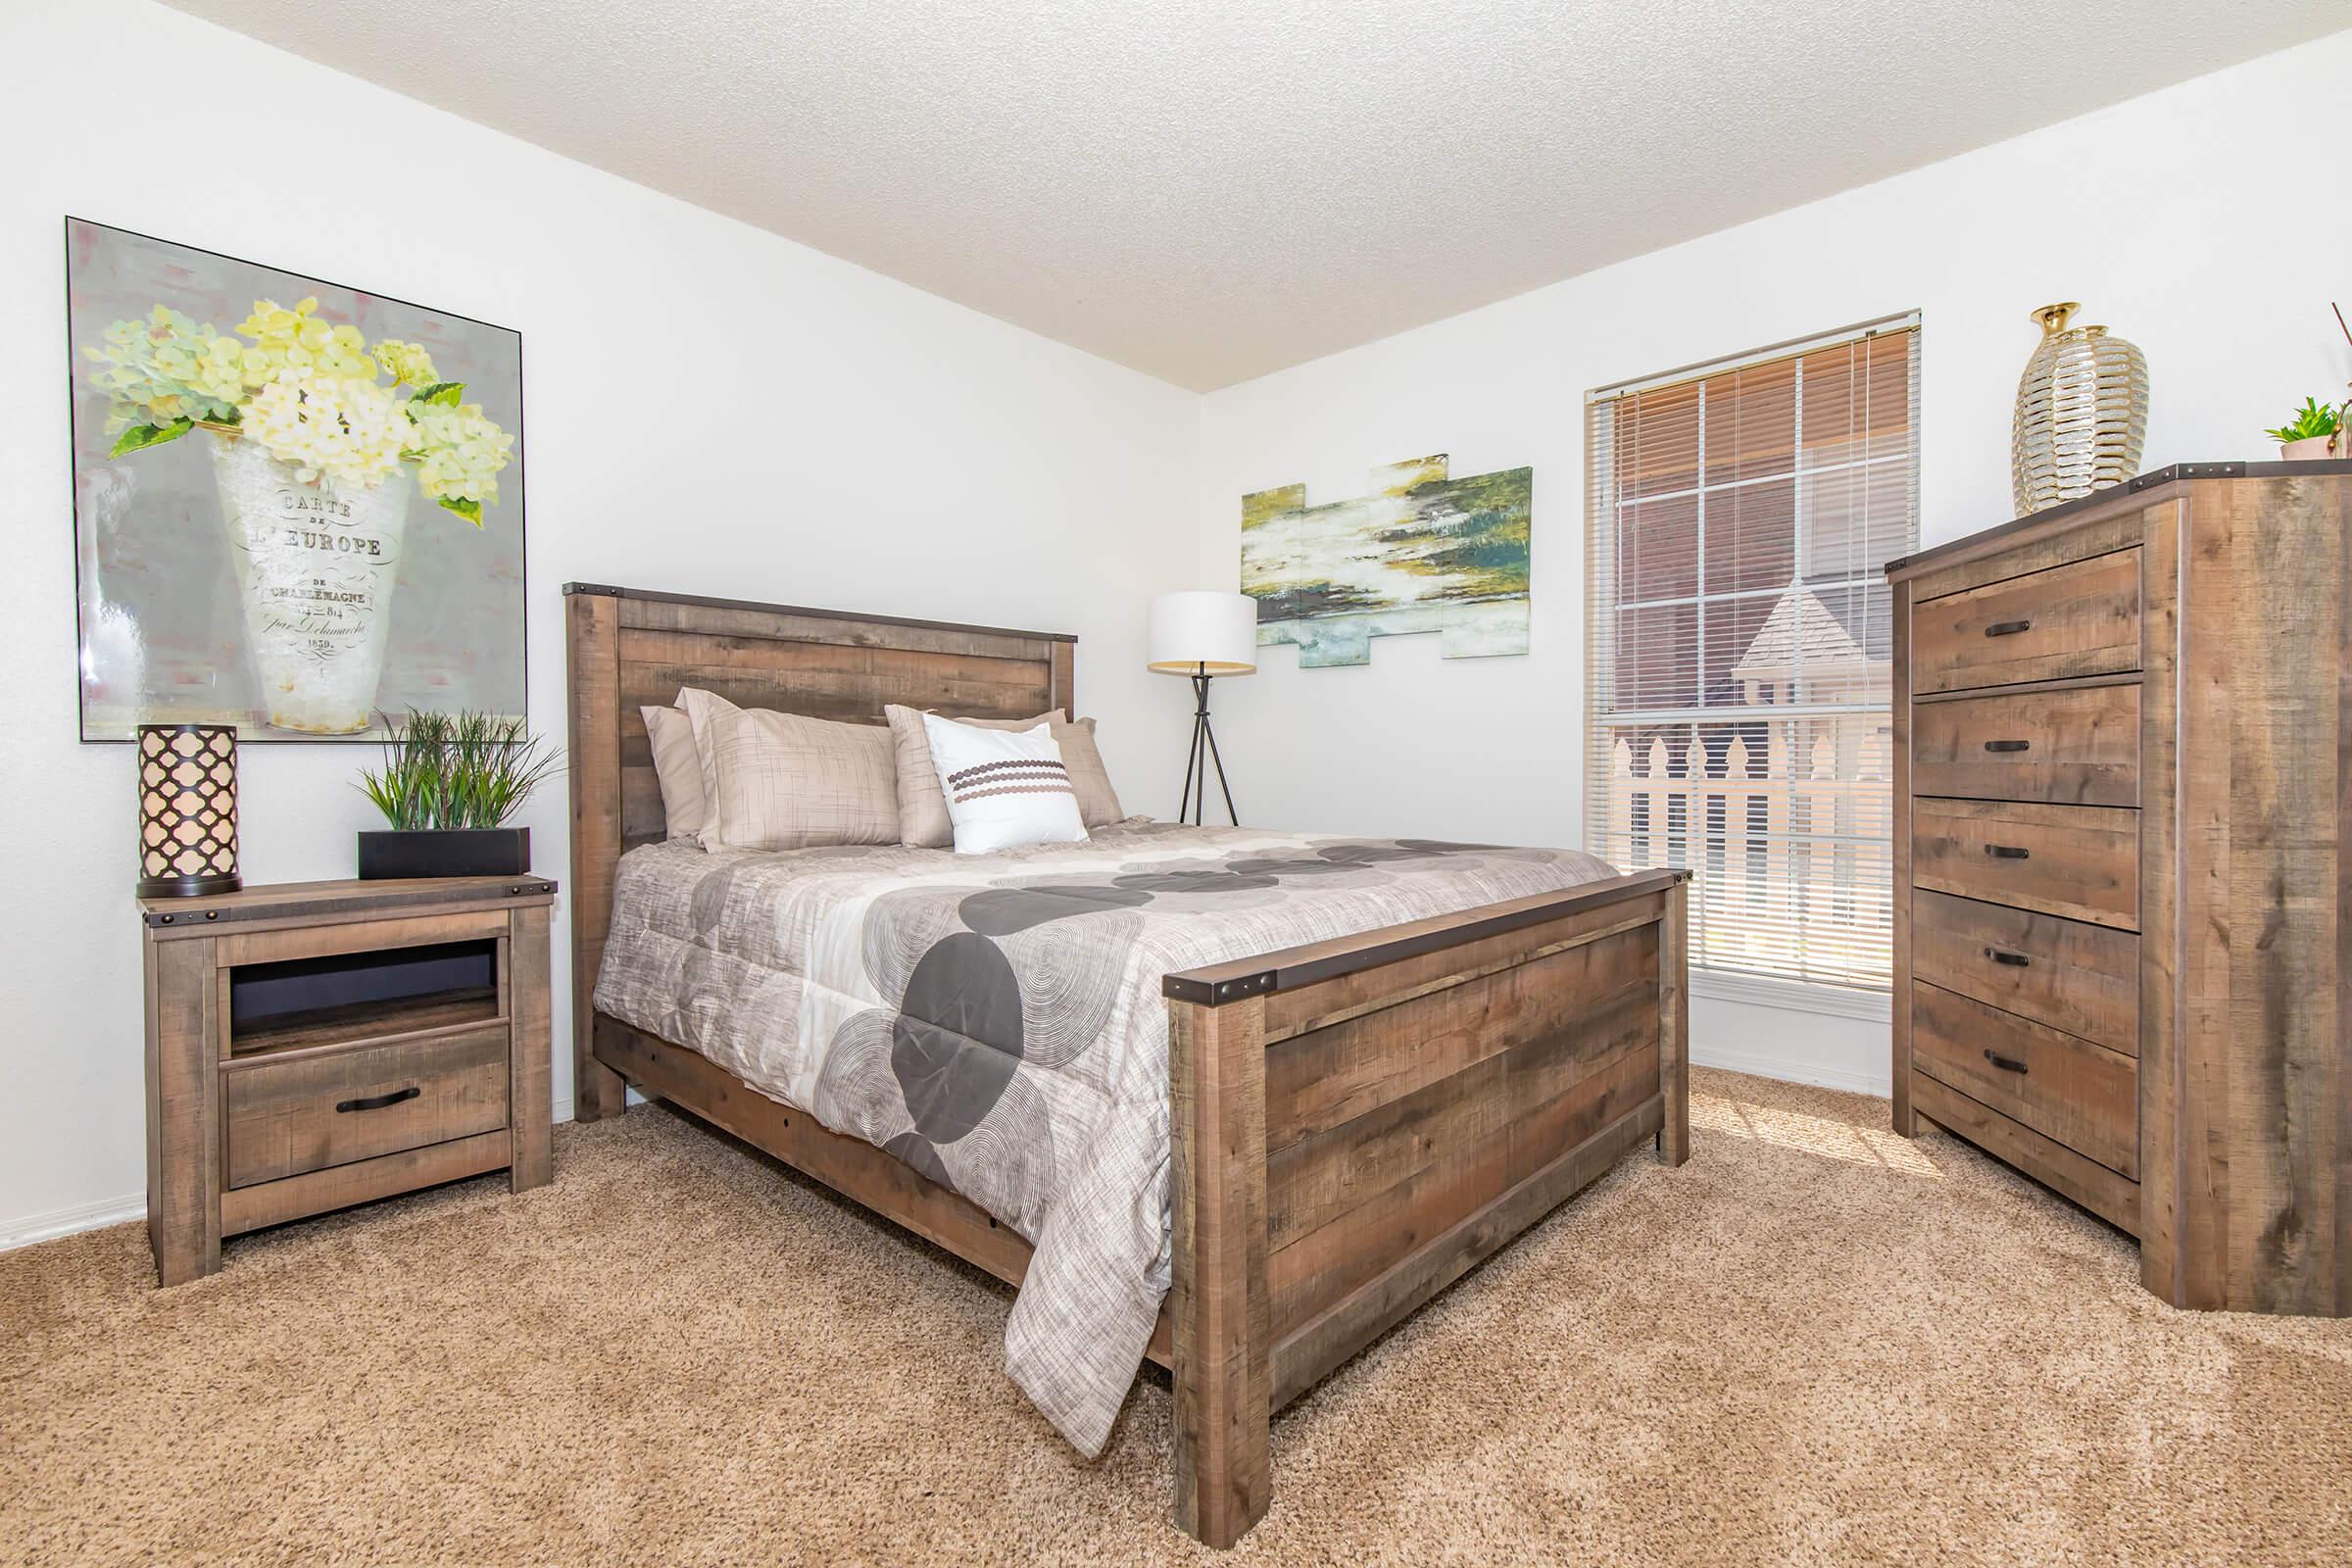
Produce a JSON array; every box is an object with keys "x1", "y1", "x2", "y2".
[
  {"x1": 66, "y1": 217, "x2": 525, "y2": 742},
  {"x1": 1241, "y1": 455, "x2": 1532, "y2": 667}
]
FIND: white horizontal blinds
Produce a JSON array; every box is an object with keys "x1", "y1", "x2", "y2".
[{"x1": 1585, "y1": 321, "x2": 1919, "y2": 991}]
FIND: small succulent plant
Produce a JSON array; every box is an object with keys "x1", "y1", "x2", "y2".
[{"x1": 2265, "y1": 397, "x2": 2343, "y2": 444}]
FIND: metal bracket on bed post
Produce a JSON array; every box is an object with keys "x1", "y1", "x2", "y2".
[{"x1": 1167, "y1": 989, "x2": 1271, "y2": 1549}]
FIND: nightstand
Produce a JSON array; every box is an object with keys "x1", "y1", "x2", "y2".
[{"x1": 139, "y1": 875, "x2": 558, "y2": 1286}]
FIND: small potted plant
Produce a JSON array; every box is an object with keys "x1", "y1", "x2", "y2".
[
  {"x1": 2265, "y1": 302, "x2": 2352, "y2": 462},
  {"x1": 357, "y1": 710, "x2": 561, "y2": 879},
  {"x1": 2265, "y1": 397, "x2": 2345, "y2": 461}
]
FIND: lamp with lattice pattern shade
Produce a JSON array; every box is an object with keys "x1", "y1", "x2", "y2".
[{"x1": 136, "y1": 723, "x2": 241, "y2": 898}]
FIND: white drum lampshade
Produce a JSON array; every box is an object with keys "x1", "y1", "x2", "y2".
[{"x1": 1147, "y1": 591, "x2": 1258, "y2": 676}]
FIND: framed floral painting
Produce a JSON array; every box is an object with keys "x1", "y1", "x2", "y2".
[{"x1": 65, "y1": 217, "x2": 525, "y2": 742}]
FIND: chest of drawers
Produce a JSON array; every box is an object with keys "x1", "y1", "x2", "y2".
[{"x1": 1887, "y1": 461, "x2": 2352, "y2": 1316}]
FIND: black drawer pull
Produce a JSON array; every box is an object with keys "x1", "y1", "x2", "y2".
[
  {"x1": 1984, "y1": 844, "x2": 2031, "y2": 859},
  {"x1": 1984, "y1": 619, "x2": 2033, "y2": 637},
  {"x1": 1983, "y1": 739, "x2": 2032, "y2": 753},
  {"x1": 1984, "y1": 947, "x2": 2032, "y2": 967},
  {"x1": 336, "y1": 1086, "x2": 421, "y2": 1114},
  {"x1": 1984, "y1": 1050, "x2": 2030, "y2": 1074}
]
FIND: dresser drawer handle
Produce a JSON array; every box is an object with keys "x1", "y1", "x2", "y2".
[
  {"x1": 1984, "y1": 947, "x2": 2032, "y2": 967},
  {"x1": 1984, "y1": 1050, "x2": 2030, "y2": 1074},
  {"x1": 1983, "y1": 739, "x2": 2032, "y2": 753},
  {"x1": 336, "y1": 1086, "x2": 421, "y2": 1114},
  {"x1": 1984, "y1": 619, "x2": 2033, "y2": 637},
  {"x1": 1984, "y1": 844, "x2": 2031, "y2": 859}
]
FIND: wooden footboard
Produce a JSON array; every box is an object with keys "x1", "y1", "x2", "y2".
[{"x1": 1164, "y1": 868, "x2": 1690, "y2": 1547}]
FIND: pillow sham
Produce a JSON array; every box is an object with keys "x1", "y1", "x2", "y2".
[
  {"x1": 639, "y1": 702, "x2": 710, "y2": 842},
  {"x1": 677, "y1": 686, "x2": 743, "y2": 842},
  {"x1": 885, "y1": 705, "x2": 1125, "y2": 847},
  {"x1": 706, "y1": 706, "x2": 900, "y2": 852},
  {"x1": 886, "y1": 705, "x2": 1057, "y2": 848},
  {"x1": 920, "y1": 713, "x2": 1089, "y2": 856},
  {"x1": 1053, "y1": 716, "x2": 1126, "y2": 830}
]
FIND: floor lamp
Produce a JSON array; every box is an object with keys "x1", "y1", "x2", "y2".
[{"x1": 1147, "y1": 591, "x2": 1256, "y2": 825}]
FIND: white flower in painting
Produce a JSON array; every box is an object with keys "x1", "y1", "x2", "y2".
[{"x1": 242, "y1": 368, "x2": 408, "y2": 488}]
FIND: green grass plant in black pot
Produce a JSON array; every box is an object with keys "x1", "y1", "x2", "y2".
[{"x1": 356, "y1": 710, "x2": 561, "y2": 879}]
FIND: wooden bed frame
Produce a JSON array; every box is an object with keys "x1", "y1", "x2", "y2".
[{"x1": 564, "y1": 582, "x2": 1690, "y2": 1547}]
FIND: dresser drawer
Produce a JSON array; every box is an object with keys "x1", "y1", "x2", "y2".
[
  {"x1": 1909, "y1": 1073, "x2": 2139, "y2": 1236},
  {"x1": 1911, "y1": 889, "x2": 2137, "y2": 1054},
  {"x1": 1910, "y1": 682, "x2": 2139, "y2": 807},
  {"x1": 223, "y1": 1026, "x2": 511, "y2": 1189},
  {"x1": 1912, "y1": 798, "x2": 2138, "y2": 930},
  {"x1": 1912, "y1": 983, "x2": 2137, "y2": 1177},
  {"x1": 1911, "y1": 550, "x2": 2141, "y2": 695}
]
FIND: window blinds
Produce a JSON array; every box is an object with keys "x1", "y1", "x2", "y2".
[{"x1": 1583, "y1": 317, "x2": 1920, "y2": 992}]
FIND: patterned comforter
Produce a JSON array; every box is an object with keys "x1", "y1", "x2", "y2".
[{"x1": 592, "y1": 820, "x2": 1618, "y2": 1454}]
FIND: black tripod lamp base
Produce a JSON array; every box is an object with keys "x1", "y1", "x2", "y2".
[{"x1": 1175, "y1": 670, "x2": 1237, "y2": 826}]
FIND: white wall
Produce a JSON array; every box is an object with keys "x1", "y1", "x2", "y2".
[
  {"x1": 1195, "y1": 29, "x2": 2352, "y2": 1095},
  {"x1": 0, "y1": 0, "x2": 1200, "y2": 1245}
]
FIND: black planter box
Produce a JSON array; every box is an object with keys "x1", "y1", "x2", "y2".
[{"x1": 357, "y1": 827, "x2": 531, "y2": 880}]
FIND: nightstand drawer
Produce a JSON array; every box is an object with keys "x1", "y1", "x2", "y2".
[
  {"x1": 223, "y1": 1026, "x2": 511, "y2": 1189},
  {"x1": 1909, "y1": 682, "x2": 2139, "y2": 807},
  {"x1": 1911, "y1": 550, "x2": 2141, "y2": 695}
]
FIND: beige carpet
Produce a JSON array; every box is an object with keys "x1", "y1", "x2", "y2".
[{"x1": 3, "y1": 1067, "x2": 2347, "y2": 1566}]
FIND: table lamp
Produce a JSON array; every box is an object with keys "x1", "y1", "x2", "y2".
[{"x1": 135, "y1": 722, "x2": 242, "y2": 897}]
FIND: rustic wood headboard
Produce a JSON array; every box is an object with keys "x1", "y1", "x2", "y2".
[{"x1": 561, "y1": 582, "x2": 1077, "y2": 1116}]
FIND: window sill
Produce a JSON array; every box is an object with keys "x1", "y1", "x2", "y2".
[{"x1": 1690, "y1": 967, "x2": 1890, "y2": 1022}]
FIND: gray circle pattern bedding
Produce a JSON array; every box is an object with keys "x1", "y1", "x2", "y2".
[{"x1": 593, "y1": 819, "x2": 1620, "y2": 1455}]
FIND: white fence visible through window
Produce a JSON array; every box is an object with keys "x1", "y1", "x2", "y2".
[{"x1": 1595, "y1": 718, "x2": 1894, "y2": 989}]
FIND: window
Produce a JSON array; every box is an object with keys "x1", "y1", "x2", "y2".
[{"x1": 1583, "y1": 316, "x2": 1919, "y2": 992}]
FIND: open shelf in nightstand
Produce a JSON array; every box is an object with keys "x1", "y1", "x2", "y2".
[{"x1": 226, "y1": 938, "x2": 504, "y2": 1061}]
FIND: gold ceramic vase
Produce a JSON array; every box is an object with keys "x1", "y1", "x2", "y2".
[{"x1": 2010, "y1": 302, "x2": 2149, "y2": 516}]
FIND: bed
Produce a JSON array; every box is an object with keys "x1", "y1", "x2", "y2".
[{"x1": 564, "y1": 582, "x2": 1690, "y2": 1547}]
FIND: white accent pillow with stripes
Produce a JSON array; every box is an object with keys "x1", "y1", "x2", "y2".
[{"x1": 919, "y1": 713, "x2": 1090, "y2": 856}]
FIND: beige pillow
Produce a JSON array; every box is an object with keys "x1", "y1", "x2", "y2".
[
  {"x1": 886, "y1": 705, "x2": 1054, "y2": 848},
  {"x1": 706, "y1": 706, "x2": 899, "y2": 851},
  {"x1": 677, "y1": 687, "x2": 742, "y2": 842},
  {"x1": 886, "y1": 706, "x2": 1125, "y2": 847},
  {"x1": 640, "y1": 703, "x2": 710, "y2": 843},
  {"x1": 1057, "y1": 715, "x2": 1126, "y2": 829}
]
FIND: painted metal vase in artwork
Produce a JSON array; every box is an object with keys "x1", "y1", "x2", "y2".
[
  {"x1": 207, "y1": 428, "x2": 414, "y2": 735},
  {"x1": 2011, "y1": 302, "x2": 2149, "y2": 517}
]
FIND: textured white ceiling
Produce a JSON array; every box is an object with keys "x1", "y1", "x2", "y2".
[{"x1": 164, "y1": 1, "x2": 2346, "y2": 390}]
